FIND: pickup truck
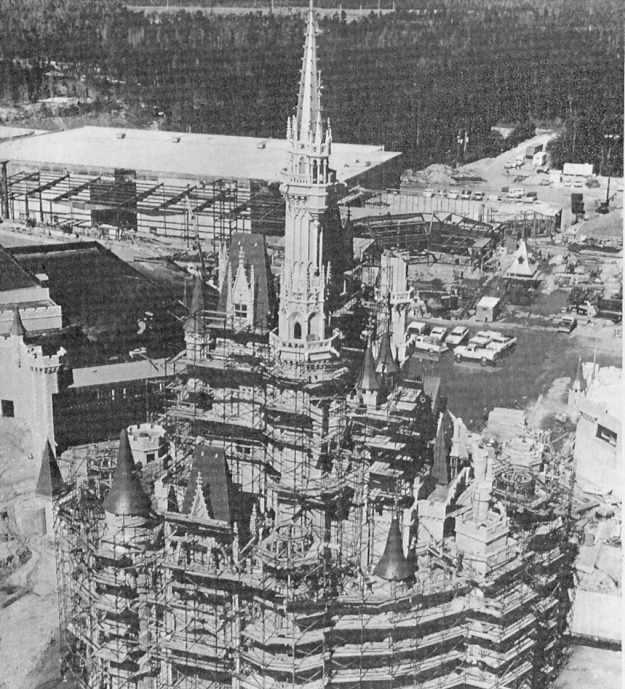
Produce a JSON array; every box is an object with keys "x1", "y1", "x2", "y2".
[
  {"x1": 412, "y1": 335, "x2": 448, "y2": 354},
  {"x1": 485, "y1": 332, "x2": 517, "y2": 352},
  {"x1": 454, "y1": 343, "x2": 498, "y2": 365}
]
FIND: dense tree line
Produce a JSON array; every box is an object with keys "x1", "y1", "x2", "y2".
[{"x1": 0, "y1": 0, "x2": 622, "y2": 175}]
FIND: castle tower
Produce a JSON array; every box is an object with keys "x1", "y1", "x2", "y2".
[{"x1": 272, "y1": 0, "x2": 342, "y2": 370}]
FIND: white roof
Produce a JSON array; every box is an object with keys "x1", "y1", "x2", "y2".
[
  {"x1": 476, "y1": 296, "x2": 500, "y2": 308},
  {"x1": 563, "y1": 162, "x2": 594, "y2": 177},
  {"x1": 0, "y1": 125, "x2": 400, "y2": 185},
  {"x1": 71, "y1": 357, "x2": 171, "y2": 388},
  {"x1": 571, "y1": 590, "x2": 621, "y2": 642}
]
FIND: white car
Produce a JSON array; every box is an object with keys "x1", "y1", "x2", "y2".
[
  {"x1": 454, "y1": 343, "x2": 498, "y2": 365},
  {"x1": 424, "y1": 188, "x2": 435, "y2": 197},
  {"x1": 472, "y1": 191, "x2": 485, "y2": 201},
  {"x1": 445, "y1": 326, "x2": 469, "y2": 346},
  {"x1": 448, "y1": 190, "x2": 459, "y2": 200},
  {"x1": 412, "y1": 335, "x2": 448, "y2": 354},
  {"x1": 486, "y1": 332, "x2": 517, "y2": 352},
  {"x1": 429, "y1": 326, "x2": 448, "y2": 343}
]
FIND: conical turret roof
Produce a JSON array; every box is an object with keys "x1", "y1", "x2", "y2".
[
  {"x1": 9, "y1": 306, "x2": 26, "y2": 337},
  {"x1": 358, "y1": 339, "x2": 380, "y2": 392},
  {"x1": 375, "y1": 330, "x2": 399, "y2": 376},
  {"x1": 184, "y1": 274, "x2": 206, "y2": 334},
  {"x1": 103, "y1": 430, "x2": 152, "y2": 517},
  {"x1": 35, "y1": 440, "x2": 65, "y2": 498},
  {"x1": 373, "y1": 518, "x2": 414, "y2": 581}
]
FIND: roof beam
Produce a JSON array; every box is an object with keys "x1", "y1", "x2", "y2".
[
  {"x1": 8, "y1": 171, "x2": 39, "y2": 188},
  {"x1": 53, "y1": 177, "x2": 101, "y2": 203},
  {"x1": 155, "y1": 185, "x2": 198, "y2": 212},
  {"x1": 25, "y1": 173, "x2": 70, "y2": 197}
]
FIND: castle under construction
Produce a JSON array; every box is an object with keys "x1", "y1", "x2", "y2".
[{"x1": 49, "y1": 5, "x2": 577, "y2": 689}]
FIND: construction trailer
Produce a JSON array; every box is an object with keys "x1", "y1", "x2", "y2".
[{"x1": 52, "y1": 297, "x2": 577, "y2": 689}]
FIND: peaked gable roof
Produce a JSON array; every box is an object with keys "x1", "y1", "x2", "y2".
[
  {"x1": 506, "y1": 240, "x2": 538, "y2": 279},
  {"x1": 181, "y1": 444, "x2": 232, "y2": 522},
  {"x1": 217, "y1": 233, "x2": 273, "y2": 331},
  {"x1": 432, "y1": 410, "x2": 454, "y2": 486}
]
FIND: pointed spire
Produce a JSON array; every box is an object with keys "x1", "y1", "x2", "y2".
[
  {"x1": 103, "y1": 430, "x2": 152, "y2": 517},
  {"x1": 184, "y1": 274, "x2": 206, "y2": 334},
  {"x1": 373, "y1": 518, "x2": 415, "y2": 581},
  {"x1": 10, "y1": 306, "x2": 25, "y2": 337},
  {"x1": 571, "y1": 355, "x2": 586, "y2": 393},
  {"x1": 35, "y1": 440, "x2": 65, "y2": 499},
  {"x1": 295, "y1": 0, "x2": 322, "y2": 143},
  {"x1": 358, "y1": 338, "x2": 380, "y2": 392},
  {"x1": 432, "y1": 411, "x2": 453, "y2": 486},
  {"x1": 375, "y1": 330, "x2": 399, "y2": 376}
]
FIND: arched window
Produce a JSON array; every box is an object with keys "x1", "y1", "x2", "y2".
[
  {"x1": 293, "y1": 322, "x2": 302, "y2": 340},
  {"x1": 299, "y1": 157, "x2": 307, "y2": 176},
  {"x1": 312, "y1": 160, "x2": 318, "y2": 183}
]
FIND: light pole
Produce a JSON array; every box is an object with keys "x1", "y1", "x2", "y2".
[{"x1": 603, "y1": 133, "x2": 620, "y2": 209}]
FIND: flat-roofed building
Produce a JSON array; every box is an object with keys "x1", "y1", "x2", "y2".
[{"x1": 0, "y1": 126, "x2": 401, "y2": 243}]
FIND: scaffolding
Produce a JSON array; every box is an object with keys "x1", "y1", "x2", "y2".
[{"x1": 53, "y1": 290, "x2": 577, "y2": 689}]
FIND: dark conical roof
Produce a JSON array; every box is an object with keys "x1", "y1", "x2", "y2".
[
  {"x1": 184, "y1": 274, "x2": 206, "y2": 334},
  {"x1": 375, "y1": 330, "x2": 399, "y2": 376},
  {"x1": 103, "y1": 430, "x2": 152, "y2": 517},
  {"x1": 10, "y1": 306, "x2": 26, "y2": 337},
  {"x1": 373, "y1": 518, "x2": 415, "y2": 581},
  {"x1": 35, "y1": 440, "x2": 65, "y2": 498},
  {"x1": 358, "y1": 339, "x2": 380, "y2": 392},
  {"x1": 432, "y1": 410, "x2": 453, "y2": 486}
]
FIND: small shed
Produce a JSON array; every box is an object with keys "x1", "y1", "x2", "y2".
[{"x1": 475, "y1": 296, "x2": 502, "y2": 322}]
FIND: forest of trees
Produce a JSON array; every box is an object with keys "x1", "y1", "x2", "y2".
[{"x1": 0, "y1": 0, "x2": 623, "y2": 175}]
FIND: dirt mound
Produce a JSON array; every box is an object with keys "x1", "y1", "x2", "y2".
[{"x1": 402, "y1": 163, "x2": 459, "y2": 187}]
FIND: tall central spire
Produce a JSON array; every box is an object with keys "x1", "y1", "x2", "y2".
[
  {"x1": 295, "y1": 0, "x2": 321, "y2": 142},
  {"x1": 287, "y1": 0, "x2": 331, "y2": 155}
]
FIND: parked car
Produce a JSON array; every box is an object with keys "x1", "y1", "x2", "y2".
[
  {"x1": 504, "y1": 162, "x2": 514, "y2": 170},
  {"x1": 454, "y1": 343, "x2": 498, "y2": 365},
  {"x1": 472, "y1": 191, "x2": 485, "y2": 201},
  {"x1": 557, "y1": 315, "x2": 577, "y2": 333},
  {"x1": 429, "y1": 326, "x2": 448, "y2": 343},
  {"x1": 508, "y1": 188, "x2": 525, "y2": 199},
  {"x1": 448, "y1": 190, "x2": 460, "y2": 200},
  {"x1": 486, "y1": 332, "x2": 517, "y2": 352},
  {"x1": 460, "y1": 189, "x2": 472, "y2": 200},
  {"x1": 445, "y1": 326, "x2": 470, "y2": 346},
  {"x1": 412, "y1": 335, "x2": 448, "y2": 354},
  {"x1": 424, "y1": 188, "x2": 435, "y2": 197}
]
